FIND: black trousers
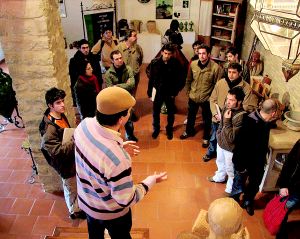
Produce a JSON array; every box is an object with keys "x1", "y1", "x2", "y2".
[
  {"x1": 185, "y1": 99, "x2": 212, "y2": 140},
  {"x1": 153, "y1": 93, "x2": 175, "y2": 132},
  {"x1": 86, "y1": 209, "x2": 132, "y2": 239}
]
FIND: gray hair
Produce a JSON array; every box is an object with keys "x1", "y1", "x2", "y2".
[{"x1": 261, "y1": 99, "x2": 278, "y2": 114}]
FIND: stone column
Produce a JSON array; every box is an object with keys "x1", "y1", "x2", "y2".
[{"x1": 0, "y1": 0, "x2": 74, "y2": 192}]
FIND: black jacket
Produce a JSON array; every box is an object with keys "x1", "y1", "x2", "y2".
[
  {"x1": 39, "y1": 108, "x2": 75, "y2": 179},
  {"x1": 277, "y1": 139, "x2": 300, "y2": 195},
  {"x1": 69, "y1": 50, "x2": 102, "y2": 104},
  {"x1": 74, "y1": 77, "x2": 97, "y2": 119},
  {"x1": 146, "y1": 56, "x2": 184, "y2": 98},
  {"x1": 232, "y1": 110, "x2": 272, "y2": 172}
]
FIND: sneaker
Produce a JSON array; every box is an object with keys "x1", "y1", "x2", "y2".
[
  {"x1": 70, "y1": 211, "x2": 86, "y2": 220},
  {"x1": 207, "y1": 176, "x2": 226, "y2": 183},
  {"x1": 202, "y1": 140, "x2": 209, "y2": 148},
  {"x1": 127, "y1": 135, "x2": 138, "y2": 142},
  {"x1": 180, "y1": 131, "x2": 195, "y2": 140},
  {"x1": 202, "y1": 154, "x2": 215, "y2": 162},
  {"x1": 161, "y1": 104, "x2": 167, "y2": 114},
  {"x1": 152, "y1": 130, "x2": 160, "y2": 139}
]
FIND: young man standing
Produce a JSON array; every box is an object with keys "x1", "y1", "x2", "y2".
[
  {"x1": 105, "y1": 50, "x2": 138, "y2": 142},
  {"x1": 207, "y1": 87, "x2": 246, "y2": 195},
  {"x1": 39, "y1": 87, "x2": 85, "y2": 220},
  {"x1": 74, "y1": 87, "x2": 167, "y2": 239},
  {"x1": 180, "y1": 44, "x2": 223, "y2": 148},
  {"x1": 146, "y1": 43, "x2": 184, "y2": 140},
  {"x1": 203, "y1": 62, "x2": 257, "y2": 162}
]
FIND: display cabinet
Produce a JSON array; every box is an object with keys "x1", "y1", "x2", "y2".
[{"x1": 210, "y1": 0, "x2": 246, "y2": 62}]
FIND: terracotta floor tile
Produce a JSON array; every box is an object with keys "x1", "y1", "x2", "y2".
[
  {"x1": 0, "y1": 198, "x2": 16, "y2": 213},
  {"x1": 0, "y1": 214, "x2": 16, "y2": 233},
  {"x1": 0, "y1": 182, "x2": 13, "y2": 197},
  {"x1": 0, "y1": 169, "x2": 12, "y2": 182},
  {"x1": 9, "y1": 215, "x2": 37, "y2": 235},
  {"x1": 49, "y1": 200, "x2": 69, "y2": 218},
  {"x1": 0, "y1": 234, "x2": 17, "y2": 239},
  {"x1": 7, "y1": 170, "x2": 31, "y2": 183},
  {"x1": 8, "y1": 183, "x2": 31, "y2": 198},
  {"x1": 9, "y1": 198, "x2": 35, "y2": 215},
  {"x1": 29, "y1": 199, "x2": 54, "y2": 216}
]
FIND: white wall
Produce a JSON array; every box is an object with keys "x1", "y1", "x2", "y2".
[
  {"x1": 119, "y1": 0, "x2": 200, "y2": 35},
  {"x1": 60, "y1": 0, "x2": 201, "y2": 44}
]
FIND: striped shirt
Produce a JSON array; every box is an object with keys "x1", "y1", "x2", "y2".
[{"x1": 74, "y1": 117, "x2": 146, "y2": 220}]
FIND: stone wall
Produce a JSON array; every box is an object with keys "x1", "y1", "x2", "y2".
[
  {"x1": 241, "y1": 1, "x2": 300, "y2": 111},
  {"x1": 0, "y1": 0, "x2": 74, "y2": 192}
]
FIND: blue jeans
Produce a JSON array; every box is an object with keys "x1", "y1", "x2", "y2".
[
  {"x1": 276, "y1": 194, "x2": 300, "y2": 239},
  {"x1": 86, "y1": 209, "x2": 132, "y2": 239},
  {"x1": 206, "y1": 122, "x2": 219, "y2": 156}
]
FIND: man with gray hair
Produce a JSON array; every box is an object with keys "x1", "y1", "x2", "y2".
[{"x1": 230, "y1": 98, "x2": 280, "y2": 216}]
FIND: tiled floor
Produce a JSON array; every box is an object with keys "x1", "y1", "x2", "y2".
[{"x1": 0, "y1": 62, "x2": 298, "y2": 238}]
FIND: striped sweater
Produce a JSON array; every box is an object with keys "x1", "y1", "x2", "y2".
[{"x1": 74, "y1": 117, "x2": 147, "y2": 220}]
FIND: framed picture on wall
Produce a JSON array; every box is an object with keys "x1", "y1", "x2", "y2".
[
  {"x1": 58, "y1": 0, "x2": 67, "y2": 18},
  {"x1": 156, "y1": 0, "x2": 173, "y2": 19}
]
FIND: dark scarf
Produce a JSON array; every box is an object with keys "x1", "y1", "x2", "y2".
[
  {"x1": 78, "y1": 74, "x2": 101, "y2": 93},
  {"x1": 114, "y1": 64, "x2": 126, "y2": 83},
  {"x1": 198, "y1": 59, "x2": 210, "y2": 70},
  {"x1": 225, "y1": 75, "x2": 242, "y2": 89}
]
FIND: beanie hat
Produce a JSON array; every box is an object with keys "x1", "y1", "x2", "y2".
[{"x1": 96, "y1": 87, "x2": 136, "y2": 115}]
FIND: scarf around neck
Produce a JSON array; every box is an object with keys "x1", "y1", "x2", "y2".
[{"x1": 79, "y1": 74, "x2": 101, "y2": 93}]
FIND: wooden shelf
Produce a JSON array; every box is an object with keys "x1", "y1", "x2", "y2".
[
  {"x1": 213, "y1": 13, "x2": 235, "y2": 18},
  {"x1": 215, "y1": 0, "x2": 242, "y2": 3},
  {"x1": 212, "y1": 25, "x2": 233, "y2": 31},
  {"x1": 211, "y1": 36, "x2": 232, "y2": 43}
]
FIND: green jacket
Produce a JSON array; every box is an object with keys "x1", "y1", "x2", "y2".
[
  {"x1": 117, "y1": 42, "x2": 143, "y2": 75},
  {"x1": 105, "y1": 64, "x2": 135, "y2": 93},
  {"x1": 186, "y1": 60, "x2": 223, "y2": 103}
]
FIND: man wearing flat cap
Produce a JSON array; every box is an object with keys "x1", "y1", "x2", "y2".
[{"x1": 74, "y1": 87, "x2": 167, "y2": 239}]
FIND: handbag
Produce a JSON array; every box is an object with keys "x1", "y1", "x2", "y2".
[{"x1": 263, "y1": 194, "x2": 289, "y2": 235}]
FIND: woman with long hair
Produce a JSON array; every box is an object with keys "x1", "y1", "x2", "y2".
[{"x1": 74, "y1": 61, "x2": 101, "y2": 120}]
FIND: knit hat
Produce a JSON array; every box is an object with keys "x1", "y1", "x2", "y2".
[{"x1": 96, "y1": 87, "x2": 136, "y2": 115}]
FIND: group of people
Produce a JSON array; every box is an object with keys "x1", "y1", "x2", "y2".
[{"x1": 37, "y1": 22, "x2": 300, "y2": 239}]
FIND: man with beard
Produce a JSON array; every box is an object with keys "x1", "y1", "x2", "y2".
[
  {"x1": 203, "y1": 62, "x2": 257, "y2": 162},
  {"x1": 69, "y1": 39, "x2": 102, "y2": 106},
  {"x1": 146, "y1": 43, "x2": 184, "y2": 140},
  {"x1": 105, "y1": 50, "x2": 138, "y2": 142},
  {"x1": 117, "y1": 29, "x2": 143, "y2": 98},
  {"x1": 180, "y1": 44, "x2": 223, "y2": 148}
]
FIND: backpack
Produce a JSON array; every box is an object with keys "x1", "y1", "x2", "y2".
[{"x1": 0, "y1": 68, "x2": 17, "y2": 118}]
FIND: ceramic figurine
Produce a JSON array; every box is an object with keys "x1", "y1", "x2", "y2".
[
  {"x1": 184, "y1": 21, "x2": 188, "y2": 32},
  {"x1": 179, "y1": 22, "x2": 184, "y2": 32},
  {"x1": 189, "y1": 21, "x2": 194, "y2": 32}
]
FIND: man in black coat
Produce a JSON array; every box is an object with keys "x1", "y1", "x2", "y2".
[
  {"x1": 230, "y1": 99, "x2": 280, "y2": 216},
  {"x1": 276, "y1": 139, "x2": 300, "y2": 239},
  {"x1": 146, "y1": 43, "x2": 184, "y2": 140},
  {"x1": 69, "y1": 39, "x2": 102, "y2": 106}
]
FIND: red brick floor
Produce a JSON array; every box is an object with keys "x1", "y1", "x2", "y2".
[{"x1": 0, "y1": 63, "x2": 298, "y2": 238}]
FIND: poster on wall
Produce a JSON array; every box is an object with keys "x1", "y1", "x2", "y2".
[
  {"x1": 173, "y1": 0, "x2": 190, "y2": 19},
  {"x1": 84, "y1": 10, "x2": 114, "y2": 45},
  {"x1": 58, "y1": 0, "x2": 67, "y2": 18},
  {"x1": 156, "y1": 0, "x2": 173, "y2": 19}
]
